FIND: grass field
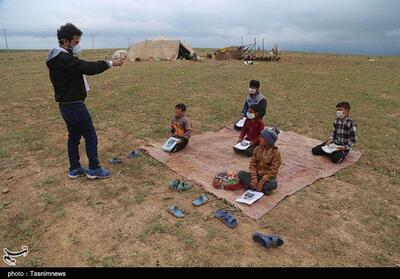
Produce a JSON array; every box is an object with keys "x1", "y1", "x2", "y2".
[{"x1": 0, "y1": 49, "x2": 399, "y2": 267}]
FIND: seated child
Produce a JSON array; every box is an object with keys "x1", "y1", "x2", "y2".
[
  {"x1": 170, "y1": 103, "x2": 192, "y2": 152},
  {"x1": 238, "y1": 127, "x2": 282, "y2": 195},
  {"x1": 234, "y1": 80, "x2": 267, "y2": 130},
  {"x1": 233, "y1": 104, "x2": 265, "y2": 157},
  {"x1": 312, "y1": 102, "x2": 358, "y2": 164}
]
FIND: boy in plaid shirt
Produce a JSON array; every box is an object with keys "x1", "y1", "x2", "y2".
[{"x1": 312, "y1": 102, "x2": 358, "y2": 164}]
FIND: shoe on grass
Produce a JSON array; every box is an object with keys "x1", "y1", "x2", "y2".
[
  {"x1": 86, "y1": 167, "x2": 111, "y2": 180},
  {"x1": 68, "y1": 167, "x2": 88, "y2": 179}
]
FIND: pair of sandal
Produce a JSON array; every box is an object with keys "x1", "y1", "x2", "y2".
[
  {"x1": 214, "y1": 210, "x2": 283, "y2": 248},
  {"x1": 168, "y1": 179, "x2": 192, "y2": 191},
  {"x1": 108, "y1": 150, "x2": 142, "y2": 165},
  {"x1": 167, "y1": 195, "x2": 209, "y2": 218},
  {"x1": 214, "y1": 209, "x2": 238, "y2": 229}
]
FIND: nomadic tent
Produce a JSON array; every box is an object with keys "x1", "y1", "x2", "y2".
[
  {"x1": 214, "y1": 46, "x2": 244, "y2": 61},
  {"x1": 127, "y1": 38, "x2": 194, "y2": 61}
]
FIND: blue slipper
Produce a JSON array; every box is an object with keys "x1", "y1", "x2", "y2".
[
  {"x1": 108, "y1": 157, "x2": 123, "y2": 165},
  {"x1": 167, "y1": 205, "x2": 185, "y2": 218},
  {"x1": 214, "y1": 209, "x2": 238, "y2": 229},
  {"x1": 168, "y1": 179, "x2": 180, "y2": 189},
  {"x1": 192, "y1": 195, "x2": 209, "y2": 207},
  {"x1": 177, "y1": 181, "x2": 192, "y2": 191},
  {"x1": 252, "y1": 233, "x2": 284, "y2": 248},
  {"x1": 168, "y1": 179, "x2": 192, "y2": 191},
  {"x1": 127, "y1": 150, "x2": 141, "y2": 158}
]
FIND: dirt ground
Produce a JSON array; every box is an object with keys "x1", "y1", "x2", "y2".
[{"x1": 0, "y1": 49, "x2": 399, "y2": 267}]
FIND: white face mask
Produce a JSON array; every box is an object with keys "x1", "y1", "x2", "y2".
[
  {"x1": 248, "y1": 88, "x2": 257, "y2": 95},
  {"x1": 72, "y1": 44, "x2": 82, "y2": 56},
  {"x1": 247, "y1": 112, "x2": 256, "y2": 120},
  {"x1": 336, "y1": 111, "x2": 345, "y2": 119}
]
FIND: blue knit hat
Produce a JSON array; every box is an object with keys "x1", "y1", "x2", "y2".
[{"x1": 262, "y1": 127, "x2": 280, "y2": 145}]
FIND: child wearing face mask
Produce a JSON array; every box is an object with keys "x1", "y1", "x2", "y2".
[
  {"x1": 233, "y1": 105, "x2": 265, "y2": 157},
  {"x1": 312, "y1": 102, "x2": 358, "y2": 164},
  {"x1": 234, "y1": 80, "x2": 267, "y2": 130},
  {"x1": 238, "y1": 127, "x2": 282, "y2": 195}
]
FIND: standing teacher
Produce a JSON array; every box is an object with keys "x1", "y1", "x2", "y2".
[{"x1": 46, "y1": 23, "x2": 123, "y2": 179}]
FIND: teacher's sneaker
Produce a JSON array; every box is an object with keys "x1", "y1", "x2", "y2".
[
  {"x1": 68, "y1": 167, "x2": 88, "y2": 179},
  {"x1": 87, "y1": 167, "x2": 111, "y2": 180}
]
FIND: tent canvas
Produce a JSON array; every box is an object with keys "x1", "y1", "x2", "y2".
[
  {"x1": 214, "y1": 46, "x2": 244, "y2": 61},
  {"x1": 128, "y1": 39, "x2": 194, "y2": 61}
]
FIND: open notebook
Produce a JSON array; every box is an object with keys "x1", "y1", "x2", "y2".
[
  {"x1": 235, "y1": 190, "x2": 264, "y2": 205},
  {"x1": 234, "y1": 140, "x2": 251, "y2": 151},
  {"x1": 322, "y1": 143, "x2": 344, "y2": 154},
  {"x1": 162, "y1": 137, "x2": 180, "y2": 152}
]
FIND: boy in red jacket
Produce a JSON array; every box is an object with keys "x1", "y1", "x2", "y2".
[{"x1": 233, "y1": 105, "x2": 265, "y2": 157}]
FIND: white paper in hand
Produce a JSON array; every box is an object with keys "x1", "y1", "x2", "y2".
[
  {"x1": 235, "y1": 190, "x2": 264, "y2": 205},
  {"x1": 235, "y1": 117, "x2": 247, "y2": 128},
  {"x1": 83, "y1": 75, "x2": 90, "y2": 92}
]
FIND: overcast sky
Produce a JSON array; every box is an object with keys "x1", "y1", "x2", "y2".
[{"x1": 0, "y1": 0, "x2": 399, "y2": 55}]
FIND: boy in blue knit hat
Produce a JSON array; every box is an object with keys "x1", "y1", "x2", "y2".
[{"x1": 238, "y1": 127, "x2": 282, "y2": 195}]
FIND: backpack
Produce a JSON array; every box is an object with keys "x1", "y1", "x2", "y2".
[{"x1": 212, "y1": 170, "x2": 243, "y2": 191}]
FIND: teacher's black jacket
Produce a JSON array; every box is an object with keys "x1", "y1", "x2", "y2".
[{"x1": 46, "y1": 49, "x2": 110, "y2": 103}]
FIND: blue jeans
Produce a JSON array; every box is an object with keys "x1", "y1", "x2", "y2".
[{"x1": 59, "y1": 102, "x2": 99, "y2": 170}]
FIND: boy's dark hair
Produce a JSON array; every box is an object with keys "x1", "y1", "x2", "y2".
[
  {"x1": 249, "y1": 80, "x2": 260, "y2": 89},
  {"x1": 57, "y1": 23, "x2": 83, "y2": 43},
  {"x1": 249, "y1": 104, "x2": 260, "y2": 114},
  {"x1": 175, "y1": 103, "x2": 187, "y2": 112},
  {"x1": 336, "y1": 102, "x2": 351, "y2": 110}
]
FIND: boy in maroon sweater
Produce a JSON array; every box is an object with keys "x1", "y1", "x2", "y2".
[{"x1": 233, "y1": 105, "x2": 265, "y2": 157}]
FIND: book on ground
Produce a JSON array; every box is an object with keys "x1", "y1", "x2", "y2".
[{"x1": 235, "y1": 190, "x2": 264, "y2": 205}]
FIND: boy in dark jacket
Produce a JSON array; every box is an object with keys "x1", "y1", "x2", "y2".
[
  {"x1": 234, "y1": 80, "x2": 267, "y2": 130},
  {"x1": 46, "y1": 23, "x2": 123, "y2": 179}
]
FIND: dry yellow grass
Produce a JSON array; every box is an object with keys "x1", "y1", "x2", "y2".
[{"x1": 0, "y1": 49, "x2": 399, "y2": 266}]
